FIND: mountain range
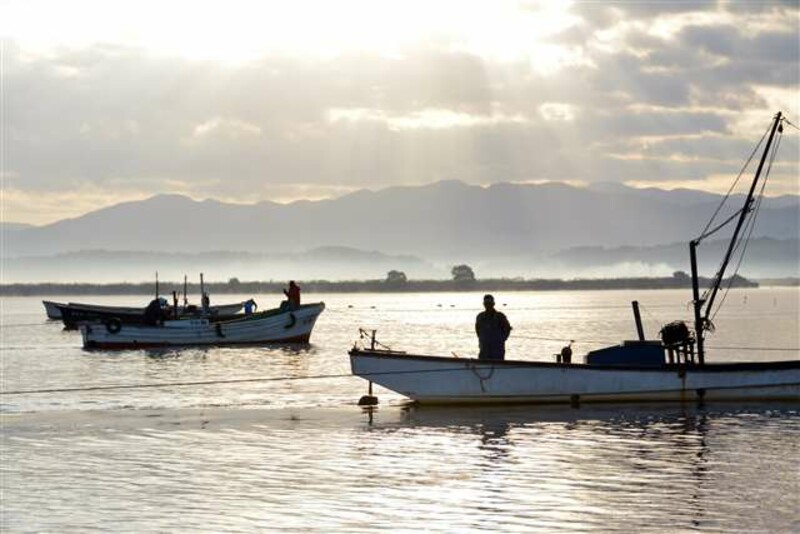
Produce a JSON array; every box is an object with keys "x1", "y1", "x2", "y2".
[{"x1": 2, "y1": 180, "x2": 798, "y2": 282}]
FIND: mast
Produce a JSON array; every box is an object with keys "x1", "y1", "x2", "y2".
[{"x1": 691, "y1": 111, "x2": 783, "y2": 365}]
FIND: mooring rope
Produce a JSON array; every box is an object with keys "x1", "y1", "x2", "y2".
[
  {"x1": 0, "y1": 322, "x2": 59, "y2": 328},
  {"x1": 0, "y1": 372, "x2": 355, "y2": 396}
]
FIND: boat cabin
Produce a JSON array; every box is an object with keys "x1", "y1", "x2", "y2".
[{"x1": 585, "y1": 340, "x2": 666, "y2": 367}]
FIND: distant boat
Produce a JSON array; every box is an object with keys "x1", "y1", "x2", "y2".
[
  {"x1": 52, "y1": 300, "x2": 247, "y2": 329},
  {"x1": 81, "y1": 302, "x2": 325, "y2": 349},
  {"x1": 350, "y1": 112, "x2": 800, "y2": 405}
]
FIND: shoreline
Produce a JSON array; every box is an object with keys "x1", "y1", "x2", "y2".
[{"x1": 0, "y1": 275, "x2": 782, "y2": 296}]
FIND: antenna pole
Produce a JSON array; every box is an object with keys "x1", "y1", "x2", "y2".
[{"x1": 690, "y1": 240, "x2": 704, "y2": 364}]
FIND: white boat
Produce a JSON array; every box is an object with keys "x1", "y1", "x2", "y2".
[
  {"x1": 43, "y1": 300, "x2": 65, "y2": 319},
  {"x1": 349, "y1": 349, "x2": 799, "y2": 404},
  {"x1": 81, "y1": 302, "x2": 325, "y2": 349},
  {"x1": 350, "y1": 112, "x2": 800, "y2": 405}
]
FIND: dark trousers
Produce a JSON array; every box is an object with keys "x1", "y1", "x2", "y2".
[{"x1": 479, "y1": 344, "x2": 505, "y2": 361}]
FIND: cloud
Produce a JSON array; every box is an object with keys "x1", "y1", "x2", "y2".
[{"x1": 2, "y1": 2, "x2": 799, "y2": 224}]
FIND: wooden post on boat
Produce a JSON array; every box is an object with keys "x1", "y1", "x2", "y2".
[
  {"x1": 357, "y1": 329, "x2": 380, "y2": 406},
  {"x1": 155, "y1": 271, "x2": 159, "y2": 298},
  {"x1": 632, "y1": 301, "x2": 645, "y2": 341},
  {"x1": 183, "y1": 275, "x2": 188, "y2": 307},
  {"x1": 690, "y1": 241, "x2": 705, "y2": 365}
]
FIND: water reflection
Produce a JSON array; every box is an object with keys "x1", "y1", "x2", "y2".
[
  {"x1": 355, "y1": 403, "x2": 798, "y2": 531},
  {"x1": 136, "y1": 343, "x2": 317, "y2": 360}
]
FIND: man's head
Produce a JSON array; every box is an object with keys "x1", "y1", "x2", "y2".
[{"x1": 483, "y1": 294, "x2": 495, "y2": 311}]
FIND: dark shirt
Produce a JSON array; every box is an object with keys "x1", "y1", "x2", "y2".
[
  {"x1": 476, "y1": 309, "x2": 512, "y2": 360},
  {"x1": 284, "y1": 284, "x2": 301, "y2": 308},
  {"x1": 143, "y1": 299, "x2": 164, "y2": 326}
]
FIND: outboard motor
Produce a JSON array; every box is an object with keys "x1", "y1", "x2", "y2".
[{"x1": 659, "y1": 321, "x2": 696, "y2": 364}]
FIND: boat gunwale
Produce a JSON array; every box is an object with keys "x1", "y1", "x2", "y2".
[
  {"x1": 349, "y1": 348, "x2": 800, "y2": 373},
  {"x1": 215, "y1": 302, "x2": 325, "y2": 324}
]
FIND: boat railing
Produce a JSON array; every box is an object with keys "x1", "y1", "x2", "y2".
[{"x1": 658, "y1": 321, "x2": 697, "y2": 365}]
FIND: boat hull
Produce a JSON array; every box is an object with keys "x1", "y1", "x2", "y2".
[
  {"x1": 81, "y1": 303, "x2": 324, "y2": 349},
  {"x1": 350, "y1": 350, "x2": 800, "y2": 404},
  {"x1": 59, "y1": 301, "x2": 246, "y2": 329},
  {"x1": 43, "y1": 300, "x2": 65, "y2": 319}
]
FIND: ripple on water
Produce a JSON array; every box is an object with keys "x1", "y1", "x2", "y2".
[{"x1": 2, "y1": 291, "x2": 799, "y2": 531}]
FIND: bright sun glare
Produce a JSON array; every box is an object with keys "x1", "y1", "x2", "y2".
[{"x1": 5, "y1": 0, "x2": 579, "y2": 69}]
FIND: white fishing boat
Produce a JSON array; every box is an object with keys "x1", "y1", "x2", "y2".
[
  {"x1": 350, "y1": 112, "x2": 800, "y2": 405},
  {"x1": 350, "y1": 348, "x2": 799, "y2": 404},
  {"x1": 81, "y1": 302, "x2": 325, "y2": 349}
]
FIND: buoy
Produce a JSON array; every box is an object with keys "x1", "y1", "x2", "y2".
[
  {"x1": 358, "y1": 395, "x2": 379, "y2": 406},
  {"x1": 357, "y1": 381, "x2": 379, "y2": 406}
]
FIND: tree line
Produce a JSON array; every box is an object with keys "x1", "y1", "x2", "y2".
[{"x1": 0, "y1": 266, "x2": 759, "y2": 296}]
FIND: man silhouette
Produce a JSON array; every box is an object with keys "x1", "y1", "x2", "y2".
[{"x1": 475, "y1": 294, "x2": 512, "y2": 360}]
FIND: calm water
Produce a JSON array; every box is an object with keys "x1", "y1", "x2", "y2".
[{"x1": 1, "y1": 289, "x2": 799, "y2": 532}]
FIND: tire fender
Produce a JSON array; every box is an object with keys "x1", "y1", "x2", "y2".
[{"x1": 106, "y1": 318, "x2": 122, "y2": 334}]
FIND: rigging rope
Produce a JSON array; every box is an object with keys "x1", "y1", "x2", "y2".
[
  {"x1": 511, "y1": 333, "x2": 617, "y2": 345},
  {"x1": 637, "y1": 302, "x2": 668, "y2": 333},
  {"x1": 711, "y1": 130, "x2": 782, "y2": 321},
  {"x1": 783, "y1": 117, "x2": 800, "y2": 131},
  {"x1": 698, "y1": 122, "x2": 770, "y2": 239}
]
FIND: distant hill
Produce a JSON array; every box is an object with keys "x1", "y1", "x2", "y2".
[{"x1": 2, "y1": 181, "x2": 797, "y2": 281}]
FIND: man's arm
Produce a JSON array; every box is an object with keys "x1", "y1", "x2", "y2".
[{"x1": 501, "y1": 314, "x2": 512, "y2": 339}]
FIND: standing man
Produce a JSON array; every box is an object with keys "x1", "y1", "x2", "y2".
[
  {"x1": 284, "y1": 280, "x2": 301, "y2": 309},
  {"x1": 476, "y1": 294, "x2": 512, "y2": 360}
]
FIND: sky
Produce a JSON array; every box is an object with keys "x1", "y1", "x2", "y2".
[{"x1": 1, "y1": 0, "x2": 799, "y2": 225}]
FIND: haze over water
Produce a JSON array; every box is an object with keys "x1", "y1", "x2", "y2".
[{"x1": 1, "y1": 289, "x2": 798, "y2": 532}]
